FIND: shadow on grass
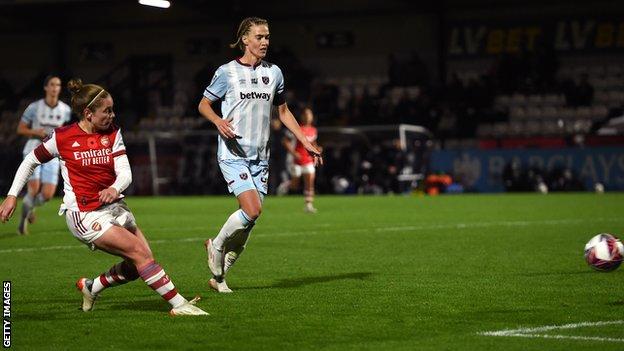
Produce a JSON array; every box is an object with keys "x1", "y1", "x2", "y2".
[
  {"x1": 237, "y1": 272, "x2": 374, "y2": 290},
  {"x1": 107, "y1": 298, "x2": 169, "y2": 312},
  {"x1": 516, "y1": 270, "x2": 594, "y2": 277},
  {"x1": 16, "y1": 297, "x2": 168, "y2": 320},
  {"x1": 18, "y1": 297, "x2": 77, "y2": 305},
  {"x1": 0, "y1": 232, "x2": 21, "y2": 240}
]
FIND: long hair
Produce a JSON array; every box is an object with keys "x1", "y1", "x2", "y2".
[{"x1": 229, "y1": 17, "x2": 269, "y2": 52}]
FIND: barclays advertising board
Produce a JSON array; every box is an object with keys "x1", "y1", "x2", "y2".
[{"x1": 430, "y1": 147, "x2": 624, "y2": 192}]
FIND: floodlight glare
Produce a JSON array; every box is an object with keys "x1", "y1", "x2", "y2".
[{"x1": 138, "y1": 0, "x2": 171, "y2": 9}]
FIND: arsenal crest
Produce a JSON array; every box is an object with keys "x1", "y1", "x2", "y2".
[
  {"x1": 100, "y1": 135, "x2": 110, "y2": 147},
  {"x1": 91, "y1": 222, "x2": 102, "y2": 231},
  {"x1": 262, "y1": 76, "x2": 269, "y2": 84}
]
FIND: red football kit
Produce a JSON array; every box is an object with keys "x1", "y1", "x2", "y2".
[
  {"x1": 33, "y1": 123, "x2": 126, "y2": 212},
  {"x1": 294, "y1": 125, "x2": 317, "y2": 166}
]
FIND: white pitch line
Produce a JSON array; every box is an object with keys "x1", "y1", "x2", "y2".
[
  {"x1": 0, "y1": 244, "x2": 85, "y2": 253},
  {"x1": 481, "y1": 320, "x2": 624, "y2": 335},
  {"x1": 504, "y1": 333, "x2": 624, "y2": 343},
  {"x1": 479, "y1": 320, "x2": 624, "y2": 343},
  {"x1": 0, "y1": 217, "x2": 622, "y2": 254}
]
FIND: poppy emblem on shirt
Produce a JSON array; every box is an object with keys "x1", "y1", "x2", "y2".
[
  {"x1": 91, "y1": 222, "x2": 102, "y2": 231},
  {"x1": 262, "y1": 76, "x2": 270, "y2": 84},
  {"x1": 87, "y1": 137, "x2": 98, "y2": 149},
  {"x1": 240, "y1": 173, "x2": 248, "y2": 180},
  {"x1": 100, "y1": 135, "x2": 110, "y2": 147}
]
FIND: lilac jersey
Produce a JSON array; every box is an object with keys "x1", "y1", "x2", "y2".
[
  {"x1": 203, "y1": 59, "x2": 286, "y2": 160},
  {"x1": 21, "y1": 99, "x2": 71, "y2": 155}
]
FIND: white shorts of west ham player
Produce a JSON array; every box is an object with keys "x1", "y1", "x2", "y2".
[
  {"x1": 219, "y1": 159, "x2": 269, "y2": 197},
  {"x1": 64, "y1": 201, "x2": 137, "y2": 250},
  {"x1": 26, "y1": 157, "x2": 60, "y2": 184},
  {"x1": 288, "y1": 163, "x2": 315, "y2": 178}
]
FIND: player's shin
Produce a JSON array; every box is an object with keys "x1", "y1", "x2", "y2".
[
  {"x1": 208, "y1": 209, "x2": 254, "y2": 281},
  {"x1": 212, "y1": 209, "x2": 254, "y2": 250},
  {"x1": 18, "y1": 194, "x2": 35, "y2": 234},
  {"x1": 138, "y1": 260, "x2": 186, "y2": 308},
  {"x1": 91, "y1": 261, "x2": 139, "y2": 295},
  {"x1": 304, "y1": 189, "x2": 314, "y2": 204},
  {"x1": 33, "y1": 193, "x2": 47, "y2": 207},
  {"x1": 223, "y1": 223, "x2": 254, "y2": 274}
]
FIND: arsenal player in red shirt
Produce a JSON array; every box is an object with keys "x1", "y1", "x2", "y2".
[
  {"x1": 0, "y1": 79, "x2": 207, "y2": 316},
  {"x1": 284, "y1": 108, "x2": 321, "y2": 213}
]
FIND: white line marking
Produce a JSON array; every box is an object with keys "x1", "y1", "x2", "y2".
[
  {"x1": 0, "y1": 217, "x2": 621, "y2": 254},
  {"x1": 480, "y1": 320, "x2": 624, "y2": 343},
  {"x1": 503, "y1": 333, "x2": 624, "y2": 343},
  {"x1": 481, "y1": 320, "x2": 624, "y2": 335},
  {"x1": 0, "y1": 245, "x2": 85, "y2": 253}
]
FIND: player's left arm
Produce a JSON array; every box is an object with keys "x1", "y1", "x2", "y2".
[
  {"x1": 99, "y1": 131, "x2": 131, "y2": 204},
  {"x1": 312, "y1": 136, "x2": 322, "y2": 153},
  {"x1": 277, "y1": 103, "x2": 323, "y2": 166}
]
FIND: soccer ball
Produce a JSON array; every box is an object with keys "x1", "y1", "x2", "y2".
[{"x1": 584, "y1": 233, "x2": 624, "y2": 272}]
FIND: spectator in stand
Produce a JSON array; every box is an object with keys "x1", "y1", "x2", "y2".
[
  {"x1": 564, "y1": 73, "x2": 594, "y2": 107},
  {"x1": 0, "y1": 74, "x2": 15, "y2": 111},
  {"x1": 576, "y1": 73, "x2": 594, "y2": 106}
]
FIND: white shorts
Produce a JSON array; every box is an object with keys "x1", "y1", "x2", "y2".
[
  {"x1": 289, "y1": 163, "x2": 315, "y2": 178},
  {"x1": 219, "y1": 159, "x2": 269, "y2": 196},
  {"x1": 64, "y1": 201, "x2": 137, "y2": 248},
  {"x1": 26, "y1": 156, "x2": 60, "y2": 185}
]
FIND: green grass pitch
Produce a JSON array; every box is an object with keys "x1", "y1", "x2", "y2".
[{"x1": 1, "y1": 193, "x2": 624, "y2": 350}]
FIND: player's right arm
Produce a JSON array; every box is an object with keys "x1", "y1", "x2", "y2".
[
  {"x1": 198, "y1": 98, "x2": 236, "y2": 139},
  {"x1": 17, "y1": 121, "x2": 47, "y2": 139},
  {"x1": 0, "y1": 132, "x2": 59, "y2": 222},
  {"x1": 16, "y1": 104, "x2": 46, "y2": 139},
  {"x1": 198, "y1": 66, "x2": 236, "y2": 139}
]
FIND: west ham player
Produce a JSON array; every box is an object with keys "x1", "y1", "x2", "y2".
[
  {"x1": 0, "y1": 79, "x2": 207, "y2": 316},
  {"x1": 199, "y1": 17, "x2": 322, "y2": 293},
  {"x1": 284, "y1": 108, "x2": 321, "y2": 213},
  {"x1": 16, "y1": 75, "x2": 71, "y2": 235}
]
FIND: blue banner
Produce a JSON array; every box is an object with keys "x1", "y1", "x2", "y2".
[{"x1": 430, "y1": 147, "x2": 624, "y2": 192}]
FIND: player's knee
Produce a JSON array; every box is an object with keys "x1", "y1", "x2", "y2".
[
  {"x1": 42, "y1": 192, "x2": 54, "y2": 201},
  {"x1": 128, "y1": 243, "x2": 153, "y2": 266},
  {"x1": 246, "y1": 206, "x2": 261, "y2": 220}
]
